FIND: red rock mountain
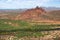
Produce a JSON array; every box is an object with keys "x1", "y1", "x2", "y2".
[{"x1": 15, "y1": 6, "x2": 47, "y2": 21}]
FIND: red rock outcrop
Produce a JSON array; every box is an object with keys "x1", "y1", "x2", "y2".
[{"x1": 15, "y1": 6, "x2": 46, "y2": 21}]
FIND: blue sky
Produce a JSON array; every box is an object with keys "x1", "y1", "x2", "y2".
[{"x1": 0, "y1": 0, "x2": 60, "y2": 9}]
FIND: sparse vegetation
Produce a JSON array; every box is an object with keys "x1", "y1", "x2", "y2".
[{"x1": 0, "y1": 19, "x2": 60, "y2": 39}]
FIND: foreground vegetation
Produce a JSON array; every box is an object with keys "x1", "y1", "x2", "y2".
[{"x1": 0, "y1": 19, "x2": 60, "y2": 38}]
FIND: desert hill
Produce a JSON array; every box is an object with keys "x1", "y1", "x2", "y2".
[{"x1": 46, "y1": 10, "x2": 60, "y2": 21}]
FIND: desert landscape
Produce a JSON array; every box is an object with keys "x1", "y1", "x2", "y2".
[{"x1": 0, "y1": 6, "x2": 60, "y2": 40}]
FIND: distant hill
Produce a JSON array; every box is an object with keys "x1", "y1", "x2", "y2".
[
  {"x1": 46, "y1": 10, "x2": 60, "y2": 21},
  {"x1": 0, "y1": 9, "x2": 26, "y2": 19},
  {"x1": 44, "y1": 7, "x2": 60, "y2": 11},
  {"x1": 0, "y1": 9, "x2": 26, "y2": 16}
]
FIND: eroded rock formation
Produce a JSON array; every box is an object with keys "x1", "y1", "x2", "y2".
[{"x1": 15, "y1": 6, "x2": 46, "y2": 21}]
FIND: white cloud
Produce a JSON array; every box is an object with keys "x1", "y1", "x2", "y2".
[
  {"x1": 0, "y1": 0, "x2": 60, "y2": 9},
  {"x1": 6, "y1": 0, "x2": 12, "y2": 2}
]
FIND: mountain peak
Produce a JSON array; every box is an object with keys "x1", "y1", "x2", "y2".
[
  {"x1": 35, "y1": 6, "x2": 40, "y2": 9},
  {"x1": 15, "y1": 7, "x2": 46, "y2": 20}
]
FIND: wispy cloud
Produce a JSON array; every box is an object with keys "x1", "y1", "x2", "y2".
[{"x1": 0, "y1": 0, "x2": 60, "y2": 9}]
